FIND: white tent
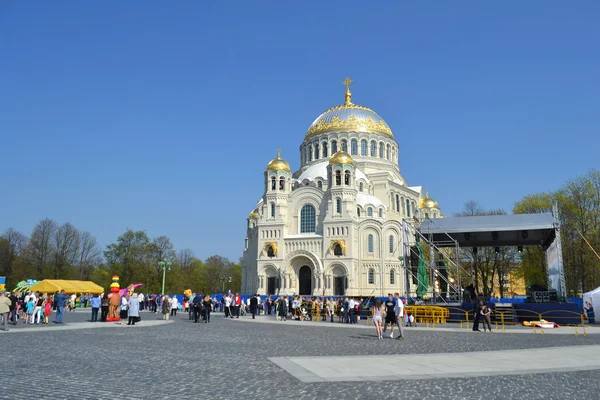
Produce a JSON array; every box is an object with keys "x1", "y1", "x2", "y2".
[{"x1": 583, "y1": 286, "x2": 600, "y2": 309}]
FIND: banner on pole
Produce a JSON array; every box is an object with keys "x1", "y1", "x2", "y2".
[{"x1": 0, "y1": 276, "x2": 5, "y2": 292}]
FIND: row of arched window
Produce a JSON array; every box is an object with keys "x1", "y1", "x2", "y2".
[
  {"x1": 390, "y1": 193, "x2": 417, "y2": 218},
  {"x1": 366, "y1": 234, "x2": 397, "y2": 254},
  {"x1": 269, "y1": 176, "x2": 286, "y2": 191},
  {"x1": 261, "y1": 229, "x2": 281, "y2": 239},
  {"x1": 357, "y1": 207, "x2": 384, "y2": 218},
  {"x1": 302, "y1": 138, "x2": 396, "y2": 164},
  {"x1": 327, "y1": 226, "x2": 349, "y2": 236},
  {"x1": 367, "y1": 268, "x2": 396, "y2": 285}
]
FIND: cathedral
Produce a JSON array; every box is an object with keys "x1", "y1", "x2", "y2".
[{"x1": 241, "y1": 79, "x2": 441, "y2": 297}]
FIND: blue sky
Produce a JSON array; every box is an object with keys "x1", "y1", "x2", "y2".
[{"x1": 1, "y1": 1, "x2": 598, "y2": 262}]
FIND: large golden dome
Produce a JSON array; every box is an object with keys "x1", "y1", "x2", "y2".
[
  {"x1": 305, "y1": 78, "x2": 393, "y2": 140},
  {"x1": 419, "y1": 192, "x2": 439, "y2": 209},
  {"x1": 329, "y1": 150, "x2": 354, "y2": 166},
  {"x1": 266, "y1": 149, "x2": 291, "y2": 172}
]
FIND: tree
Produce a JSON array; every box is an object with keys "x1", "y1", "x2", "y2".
[
  {"x1": 51, "y1": 222, "x2": 80, "y2": 279},
  {"x1": 177, "y1": 249, "x2": 195, "y2": 272},
  {"x1": 76, "y1": 231, "x2": 102, "y2": 279},
  {"x1": 513, "y1": 193, "x2": 553, "y2": 287},
  {"x1": 104, "y1": 229, "x2": 152, "y2": 288},
  {"x1": 0, "y1": 228, "x2": 28, "y2": 285},
  {"x1": 457, "y1": 202, "x2": 518, "y2": 298},
  {"x1": 28, "y1": 218, "x2": 58, "y2": 278}
]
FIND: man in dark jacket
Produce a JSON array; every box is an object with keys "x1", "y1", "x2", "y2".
[
  {"x1": 9, "y1": 292, "x2": 18, "y2": 325},
  {"x1": 250, "y1": 295, "x2": 258, "y2": 319},
  {"x1": 192, "y1": 293, "x2": 203, "y2": 323},
  {"x1": 472, "y1": 295, "x2": 481, "y2": 332}
]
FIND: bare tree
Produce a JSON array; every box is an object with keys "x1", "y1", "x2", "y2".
[
  {"x1": 28, "y1": 218, "x2": 58, "y2": 278},
  {"x1": 177, "y1": 248, "x2": 195, "y2": 271},
  {"x1": 51, "y1": 222, "x2": 80, "y2": 279},
  {"x1": 77, "y1": 231, "x2": 101, "y2": 279}
]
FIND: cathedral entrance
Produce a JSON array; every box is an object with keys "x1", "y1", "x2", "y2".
[
  {"x1": 334, "y1": 277, "x2": 345, "y2": 296},
  {"x1": 267, "y1": 277, "x2": 276, "y2": 296},
  {"x1": 299, "y1": 265, "x2": 312, "y2": 295}
]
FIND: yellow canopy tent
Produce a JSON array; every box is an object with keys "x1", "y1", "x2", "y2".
[{"x1": 29, "y1": 279, "x2": 104, "y2": 294}]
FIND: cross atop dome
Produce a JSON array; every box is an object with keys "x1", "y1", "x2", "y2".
[{"x1": 343, "y1": 77, "x2": 353, "y2": 105}]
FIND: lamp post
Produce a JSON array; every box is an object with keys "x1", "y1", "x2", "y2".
[
  {"x1": 158, "y1": 260, "x2": 172, "y2": 295},
  {"x1": 220, "y1": 276, "x2": 232, "y2": 293}
]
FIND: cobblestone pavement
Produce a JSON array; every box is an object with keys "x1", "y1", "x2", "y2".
[{"x1": 1, "y1": 313, "x2": 599, "y2": 400}]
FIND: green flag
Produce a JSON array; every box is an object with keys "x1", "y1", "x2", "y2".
[{"x1": 416, "y1": 243, "x2": 428, "y2": 298}]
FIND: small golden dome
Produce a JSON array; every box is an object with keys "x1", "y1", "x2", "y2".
[
  {"x1": 419, "y1": 192, "x2": 439, "y2": 209},
  {"x1": 249, "y1": 210, "x2": 259, "y2": 220},
  {"x1": 329, "y1": 150, "x2": 354, "y2": 166},
  {"x1": 266, "y1": 148, "x2": 290, "y2": 172}
]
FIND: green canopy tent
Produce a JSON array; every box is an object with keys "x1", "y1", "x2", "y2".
[{"x1": 416, "y1": 242, "x2": 429, "y2": 298}]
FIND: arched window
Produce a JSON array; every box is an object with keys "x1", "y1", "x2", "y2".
[
  {"x1": 300, "y1": 205, "x2": 316, "y2": 233},
  {"x1": 378, "y1": 208, "x2": 383, "y2": 218},
  {"x1": 361, "y1": 140, "x2": 367, "y2": 156},
  {"x1": 390, "y1": 269, "x2": 395, "y2": 285},
  {"x1": 317, "y1": 181, "x2": 323, "y2": 190},
  {"x1": 370, "y1": 141, "x2": 376, "y2": 156},
  {"x1": 359, "y1": 182, "x2": 364, "y2": 192},
  {"x1": 331, "y1": 140, "x2": 338, "y2": 153},
  {"x1": 389, "y1": 235, "x2": 394, "y2": 253},
  {"x1": 368, "y1": 268, "x2": 375, "y2": 284},
  {"x1": 351, "y1": 139, "x2": 358, "y2": 155},
  {"x1": 344, "y1": 170, "x2": 350, "y2": 185},
  {"x1": 266, "y1": 245, "x2": 275, "y2": 258},
  {"x1": 357, "y1": 207, "x2": 361, "y2": 217},
  {"x1": 379, "y1": 142, "x2": 384, "y2": 158},
  {"x1": 270, "y1": 202, "x2": 275, "y2": 218},
  {"x1": 395, "y1": 195, "x2": 400, "y2": 213},
  {"x1": 406, "y1": 199, "x2": 411, "y2": 217},
  {"x1": 425, "y1": 213, "x2": 429, "y2": 219},
  {"x1": 367, "y1": 207, "x2": 373, "y2": 217},
  {"x1": 433, "y1": 212, "x2": 437, "y2": 218},
  {"x1": 333, "y1": 243, "x2": 343, "y2": 256},
  {"x1": 308, "y1": 147, "x2": 313, "y2": 162},
  {"x1": 314, "y1": 144, "x2": 319, "y2": 160},
  {"x1": 386, "y1": 144, "x2": 390, "y2": 160},
  {"x1": 271, "y1": 177, "x2": 276, "y2": 190},
  {"x1": 279, "y1": 177, "x2": 285, "y2": 191},
  {"x1": 368, "y1": 234, "x2": 374, "y2": 252},
  {"x1": 335, "y1": 170, "x2": 341, "y2": 185},
  {"x1": 336, "y1": 198, "x2": 342, "y2": 214},
  {"x1": 341, "y1": 139, "x2": 348, "y2": 152},
  {"x1": 322, "y1": 142, "x2": 328, "y2": 158}
]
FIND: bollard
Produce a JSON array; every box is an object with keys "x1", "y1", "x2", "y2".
[
  {"x1": 495, "y1": 321, "x2": 499, "y2": 332},
  {"x1": 583, "y1": 325, "x2": 587, "y2": 337},
  {"x1": 460, "y1": 321, "x2": 463, "y2": 330},
  {"x1": 575, "y1": 325, "x2": 579, "y2": 336},
  {"x1": 541, "y1": 327, "x2": 545, "y2": 334},
  {"x1": 501, "y1": 313, "x2": 506, "y2": 332},
  {"x1": 532, "y1": 324, "x2": 537, "y2": 334}
]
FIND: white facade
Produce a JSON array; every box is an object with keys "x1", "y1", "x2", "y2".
[{"x1": 241, "y1": 83, "x2": 441, "y2": 297}]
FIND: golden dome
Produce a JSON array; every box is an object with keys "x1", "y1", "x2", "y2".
[
  {"x1": 419, "y1": 192, "x2": 439, "y2": 209},
  {"x1": 266, "y1": 148, "x2": 290, "y2": 172},
  {"x1": 305, "y1": 78, "x2": 393, "y2": 140},
  {"x1": 329, "y1": 150, "x2": 354, "y2": 166},
  {"x1": 249, "y1": 210, "x2": 259, "y2": 220}
]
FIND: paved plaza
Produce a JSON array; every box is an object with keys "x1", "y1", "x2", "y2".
[{"x1": 2, "y1": 311, "x2": 600, "y2": 400}]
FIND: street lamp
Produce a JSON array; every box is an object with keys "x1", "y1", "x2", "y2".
[
  {"x1": 158, "y1": 260, "x2": 172, "y2": 295},
  {"x1": 220, "y1": 276, "x2": 232, "y2": 293}
]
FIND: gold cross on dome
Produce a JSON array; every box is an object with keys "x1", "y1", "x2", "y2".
[
  {"x1": 277, "y1": 148, "x2": 281, "y2": 158},
  {"x1": 342, "y1": 77, "x2": 353, "y2": 89}
]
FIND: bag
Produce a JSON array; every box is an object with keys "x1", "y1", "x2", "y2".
[{"x1": 136, "y1": 316, "x2": 141, "y2": 322}]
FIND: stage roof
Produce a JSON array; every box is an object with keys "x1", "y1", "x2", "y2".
[{"x1": 418, "y1": 213, "x2": 556, "y2": 248}]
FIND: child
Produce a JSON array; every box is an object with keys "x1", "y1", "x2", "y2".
[
  {"x1": 481, "y1": 302, "x2": 492, "y2": 332},
  {"x1": 43, "y1": 299, "x2": 52, "y2": 324},
  {"x1": 25, "y1": 297, "x2": 35, "y2": 324},
  {"x1": 407, "y1": 312, "x2": 416, "y2": 327}
]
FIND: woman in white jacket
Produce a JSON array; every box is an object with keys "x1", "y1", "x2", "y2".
[{"x1": 170, "y1": 296, "x2": 179, "y2": 317}]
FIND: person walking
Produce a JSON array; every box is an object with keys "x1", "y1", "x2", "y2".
[
  {"x1": 34, "y1": 295, "x2": 44, "y2": 324},
  {"x1": 383, "y1": 294, "x2": 397, "y2": 338},
  {"x1": 394, "y1": 292, "x2": 405, "y2": 340},
  {"x1": 0, "y1": 291, "x2": 12, "y2": 332},
  {"x1": 372, "y1": 300, "x2": 384, "y2": 339},
  {"x1": 90, "y1": 294, "x2": 101, "y2": 322},
  {"x1": 481, "y1": 301, "x2": 492, "y2": 332},
  {"x1": 100, "y1": 294, "x2": 109, "y2": 322},
  {"x1": 472, "y1": 295, "x2": 482, "y2": 332},
  {"x1": 202, "y1": 295, "x2": 212, "y2": 323},
  {"x1": 120, "y1": 295, "x2": 129, "y2": 326},
  {"x1": 9, "y1": 292, "x2": 18, "y2": 325},
  {"x1": 192, "y1": 293, "x2": 202, "y2": 323},
  {"x1": 127, "y1": 294, "x2": 140, "y2": 325},
  {"x1": 250, "y1": 294, "x2": 258, "y2": 319},
  {"x1": 55, "y1": 290, "x2": 68, "y2": 324},
  {"x1": 170, "y1": 296, "x2": 178, "y2": 317},
  {"x1": 161, "y1": 295, "x2": 170, "y2": 320}
]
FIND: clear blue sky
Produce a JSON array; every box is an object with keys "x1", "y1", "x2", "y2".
[{"x1": 1, "y1": 1, "x2": 598, "y2": 262}]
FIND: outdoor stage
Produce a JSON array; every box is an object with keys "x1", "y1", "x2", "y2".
[{"x1": 440, "y1": 302, "x2": 583, "y2": 325}]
